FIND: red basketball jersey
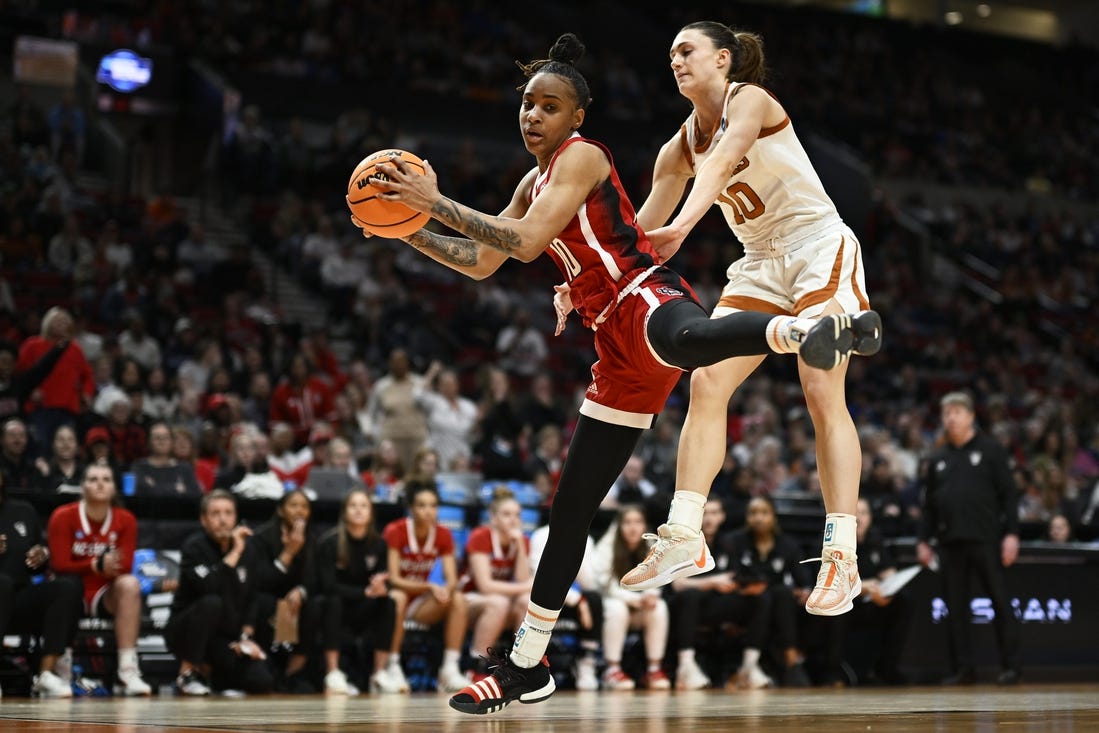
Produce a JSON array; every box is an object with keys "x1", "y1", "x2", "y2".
[
  {"x1": 47, "y1": 500, "x2": 137, "y2": 608},
  {"x1": 461, "y1": 525, "x2": 529, "y2": 592},
  {"x1": 383, "y1": 517, "x2": 455, "y2": 584},
  {"x1": 535, "y1": 135, "x2": 667, "y2": 328}
]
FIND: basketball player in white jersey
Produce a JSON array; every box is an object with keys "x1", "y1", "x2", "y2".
[{"x1": 620, "y1": 22, "x2": 881, "y2": 620}]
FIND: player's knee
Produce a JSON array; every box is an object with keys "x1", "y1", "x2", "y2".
[
  {"x1": 689, "y1": 365, "x2": 733, "y2": 401},
  {"x1": 115, "y1": 573, "x2": 142, "y2": 597},
  {"x1": 801, "y1": 371, "x2": 848, "y2": 416}
]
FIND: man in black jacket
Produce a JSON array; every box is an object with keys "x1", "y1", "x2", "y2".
[
  {"x1": 165, "y1": 489, "x2": 274, "y2": 695},
  {"x1": 0, "y1": 470, "x2": 83, "y2": 697},
  {"x1": 917, "y1": 391, "x2": 1021, "y2": 685}
]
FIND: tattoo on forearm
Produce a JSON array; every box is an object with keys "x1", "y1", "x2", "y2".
[
  {"x1": 432, "y1": 199, "x2": 522, "y2": 254},
  {"x1": 407, "y1": 230, "x2": 479, "y2": 266}
]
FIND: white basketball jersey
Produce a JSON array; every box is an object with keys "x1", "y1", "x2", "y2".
[{"x1": 681, "y1": 82, "x2": 842, "y2": 246}]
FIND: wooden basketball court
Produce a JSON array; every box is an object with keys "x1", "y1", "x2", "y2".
[{"x1": 1, "y1": 685, "x2": 1097, "y2": 732}]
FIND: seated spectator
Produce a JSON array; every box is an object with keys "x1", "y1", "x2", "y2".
[
  {"x1": 524, "y1": 424, "x2": 564, "y2": 503},
  {"x1": 84, "y1": 426, "x2": 123, "y2": 487},
  {"x1": 0, "y1": 468, "x2": 84, "y2": 697},
  {"x1": 360, "y1": 438, "x2": 404, "y2": 501},
  {"x1": 47, "y1": 463, "x2": 152, "y2": 695},
  {"x1": 47, "y1": 214, "x2": 94, "y2": 275},
  {"x1": 725, "y1": 496, "x2": 813, "y2": 690},
  {"x1": 592, "y1": 505, "x2": 671, "y2": 691},
  {"x1": 270, "y1": 353, "x2": 336, "y2": 447},
  {"x1": 398, "y1": 446, "x2": 441, "y2": 500},
  {"x1": 33, "y1": 424, "x2": 84, "y2": 494},
  {"x1": 517, "y1": 373, "x2": 567, "y2": 440},
  {"x1": 102, "y1": 394, "x2": 147, "y2": 470},
  {"x1": 667, "y1": 498, "x2": 737, "y2": 690},
  {"x1": 0, "y1": 417, "x2": 37, "y2": 490},
  {"x1": 318, "y1": 488, "x2": 406, "y2": 694},
  {"x1": 267, "y1": 421, "x2": 312, "y2": 488},
  {"x1": 172, "y1": 425, "x2": 213, "y2": 492},
  {"x1": 601, "y1": 454, "x2": 661, "y2": 512},
  {"x1": 166, "y1": 490, "x2": 274, "y2": 696},
  {"x1": 461, "y1": 487, "x2": 532, "y2": 678},
  {"x1": 118, "y1": 312, "x2": 161, "y2": 373},
  {"x1": 1047, "y1": 513, "x2": 1074, "y2": 544},
  {"x1": 529, "y1": 521, "x2": 601, "y2": 691},
  {"x1": 383, "y1": 484, "x2": 469, "y2": 692},
  {"x1": 131, "y1": 421, "x2": 202, "y2": 497},
  {"x1": 822, "y1": 498, "x2": 911, "y2": 687},
  {"x1": 250, "y1": 490, "x2": 319, "y2": 692},
  {"x1": 495, "y1": 309, "x2": 548, "y2": 379},
  {"x1": 142, "y1": 366, "x2": 177, "y2": 421},
  {"x1": 215, "y1": 432, "x2": 283, "y2": 500}
]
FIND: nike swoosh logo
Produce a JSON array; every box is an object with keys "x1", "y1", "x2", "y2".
[{"x1": 694, "y1": 544, "x2": 708, "y2": 568}]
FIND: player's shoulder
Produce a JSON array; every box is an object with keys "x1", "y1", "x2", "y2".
[
  {"x1": 466, "y1": 525, "x2": 491, "y2": 548},
  {"x1": 48, "y1": 499, "x2": 79, "y2": 523},
  {"x1": 381, "y1": 518, "x2": 406, "y2": 541}
]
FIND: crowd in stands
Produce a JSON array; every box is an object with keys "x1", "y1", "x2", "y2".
[{"x1": 1, "y1": 0, "x2": 1098, "y2": 701}]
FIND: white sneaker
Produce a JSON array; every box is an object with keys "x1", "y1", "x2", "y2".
[
  {"x1": 175, "y1": 670, "x2": 211, "y2": 696},
  {"x1": 325, "y1": 669, "x2": 350, "y2": 694},
  {"x1": 117, "y1": 667, "x2": 153, "y2": 696},
  {"x1": 619, "y1": 524, "x2": 714, "y2": 591},
  {"x1": 385, "y1": 662, "x2": 411, "y2": 692},
  {"x1": 33, "y1": 670, "x2": 73, "y2": 698},
  {"x1": 676, "y1": 657, "x2": 711, "y2": 690},
  {"x1": 602, "y1": 668, "x2": 636, "y2": 691},
  {"x1": 733, "y1": 665, "x2": 774, "y2": 690},
  {"x1": 574, "y1": 656, "x2": 599, "y2": 691},
  {"x1": 438, "y1": 664, "x2": 471, "y2": 693},
  {"x1": 803, "y1": 547, "x2": 862, "y2": 616},
  {"x1": 370, "y1": 666, "x2": 408, "y2": 694}
]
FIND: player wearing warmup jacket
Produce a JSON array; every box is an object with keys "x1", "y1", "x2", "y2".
[
  {"x1": 382, "y1": 484, "x2": 469, "y2": 693},
  {"x1": 621, "y1": 22, "x2": 881, "y2": 615},
  {"x1": 358, "y1": 33, "x2": 877, "y2": 715},
  {"x1": 460, "y1": 487, "x2": 532, "y2": 679},
  {"x1": 47, "y1": 463, "x2": 152, "y2": 695}
]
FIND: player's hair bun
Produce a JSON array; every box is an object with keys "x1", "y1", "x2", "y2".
[{"x1": 548, "y1": 33, "x2": 585, "y2": 66}]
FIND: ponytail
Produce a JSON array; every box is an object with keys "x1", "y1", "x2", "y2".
[{"x1": 680, "y1": 22, "x2": 768, "y2": 84}]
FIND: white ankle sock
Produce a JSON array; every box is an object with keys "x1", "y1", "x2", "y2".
[
  {"x1": 667, "y1": 490, "x2": 706, "y2": 533},
  {"x1": 742, "y1": 648, "x2": 761, "y2": 670},
  {"x1": 388, "y1": 653, "x2": 401, "y2": 668},
  {"x1": 511, "y1": 601, "x2": 559, "y2": 668},
  {"x1": 823, "y1": 513, "x2": 857, "y2": 554},
  {"x1": 765, "y1": 316, "x2": 818, "y2": 354},
  {"x1": 678, "y1": 649, "x2": 696, "y2": 667},
  {"x1": 118, "y1": 648, "x2": 138, "y2": 672},
  {"x1": 443, "y1": 649, "x2": 461, "y2": 668}
]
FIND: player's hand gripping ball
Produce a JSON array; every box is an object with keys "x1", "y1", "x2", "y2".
[{"x1": 346, "y1": 149, "x2": 429, "y2": 238}]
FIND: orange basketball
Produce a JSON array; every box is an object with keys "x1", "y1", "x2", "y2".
[{"x1": 346, "y1": 149, "x2": 430, "y2": 238}]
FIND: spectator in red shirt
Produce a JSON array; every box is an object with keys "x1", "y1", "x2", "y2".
[
  {"x1": 47, "y1": 463, "x2": 152, "y2": 695},
  {"x1": 270, "y1": 353, "x2": 336, "y2": 446},
  {"x1": 172, "y1": 425, "x2": 214, "y2": 492},
  {"x1": 16, "y1": 307, "x2": 94, "y2": 457}
]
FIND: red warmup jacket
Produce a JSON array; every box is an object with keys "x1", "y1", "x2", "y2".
[
  {"x1": 269, "y1": 378, "x2": 336, "y2": 444},
  {"x1": 48, "y1": 500, "x2": 138, "y2": 608},
  {"x1": 17, "y1": 337, "x2": 95, "y2": 414}
]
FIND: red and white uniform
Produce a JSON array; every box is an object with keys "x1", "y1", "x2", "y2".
[
  {"x1": 47, "y1": 500, "x2": 137, "y2": 612},
  {"x1": 460, "y1": 525, "x2": 529, "y2": 593},
  {"x1": 540, "y1": 134, "x2": 699, "y2": 428},
  {"x1": 383, "y1": 517, "x2": 455, "y2": 595}
]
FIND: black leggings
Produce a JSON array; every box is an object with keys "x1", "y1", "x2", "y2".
[
  {"x1": 647, "y1": 298, "x2": 774, "y2": 369},
  {"x1": 529, "y1": 415, "x2": 644, "y2": 611},
  {"x1": 0, "y1": 574, "x2": 83, "y2": 656}
]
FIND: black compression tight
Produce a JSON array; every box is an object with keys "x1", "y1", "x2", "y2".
[
  {"x1": 647, "y1": 298, "x2": 775, "y2": 369},
  {"x1": 529, "y1": 414, "x2": 644, "y2": 611}
]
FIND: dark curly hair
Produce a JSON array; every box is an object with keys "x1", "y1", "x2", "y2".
[{"x1": 516, "y1": 32, "x2": 593, "y2": 109}]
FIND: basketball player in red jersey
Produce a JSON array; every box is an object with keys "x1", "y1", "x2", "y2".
[
  {"x1": 47, "y1": 463, "x2": 152, "y2": 695},
  {"x1": 621, "y1": 23, "x2": 879, "y2": 617},
  {"x1": 358, "y1": 33, "x2": 880, "y2": 714},
  {"x1": 382, "y1": 484, "x2": 469, "y2": 693},
  {"x1": 460, "y1": 487, "x2": 531, "y2": 681}
]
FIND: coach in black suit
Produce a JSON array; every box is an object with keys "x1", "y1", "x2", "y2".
[{"x1": 917, "y1": 391, "x2": 1021, "y2": 685}]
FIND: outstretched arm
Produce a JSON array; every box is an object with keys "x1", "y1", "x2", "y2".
[
  {"x1": 372, "y1": 143, "x2": 608, "y2": 263},
  {"x1": 647, "y1": 86, "x2": 781, "y2": 256}
]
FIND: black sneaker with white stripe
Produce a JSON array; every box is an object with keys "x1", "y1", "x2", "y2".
[
  {"x1": 800, "y1": 310, "x2": 883, "y2": 369},
  {"x1": 448, "y1": 647, "x2": 556, "y2": 715}
]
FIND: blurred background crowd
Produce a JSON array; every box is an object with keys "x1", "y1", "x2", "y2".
[{"x1": 0, "y1": 0, "x2": 1097, "y2": 698}]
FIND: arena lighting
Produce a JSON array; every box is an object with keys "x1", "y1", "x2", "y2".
[
  {"x1": 96, "y1": 49, "x2": 153, "y2": 93},
  {"x1": 976, "y1": 3, "x2": 992, "y2": 17},
  {"x1": 944, "y1": 11, "x2": 964, "y2": 25}
]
